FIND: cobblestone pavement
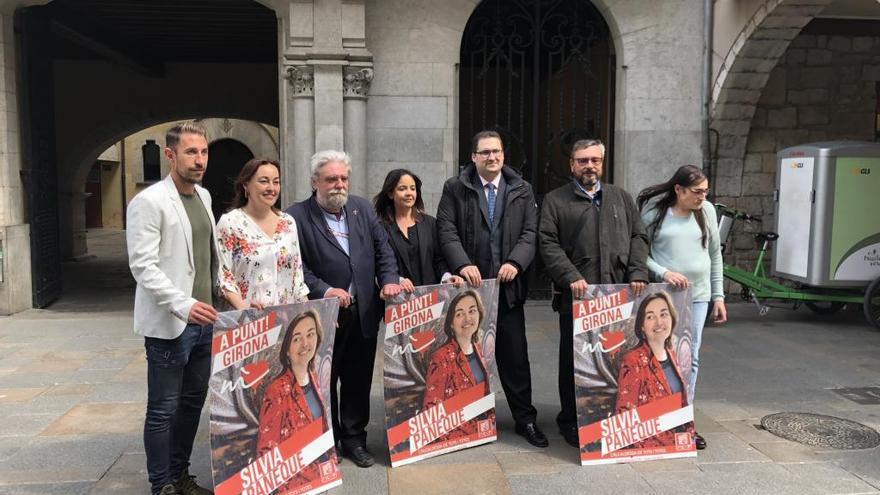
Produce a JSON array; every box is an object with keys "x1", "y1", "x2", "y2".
[{"x1": 0, "y1": 230, "x2": 878, "y2": 494}]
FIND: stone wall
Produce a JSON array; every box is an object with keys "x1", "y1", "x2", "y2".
[
  {"x1": 716, "y1": 32, "x2": 880, "y2": 286},
  {"x1": 364, "y1": 0, "x2": 474, "y2": 214},
  {"x1": 362, "y1": 0, "x2": 705, "y2": 214}
]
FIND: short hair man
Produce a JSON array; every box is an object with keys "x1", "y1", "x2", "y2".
[
  {"x1": 127, "y1": 122, "x2": 218, "y2": 495},
  {"x1": 436, "y1": 130, "x2": 548, "y2": 448},
  {"x1": 285, "y1": 150, "x2": 402, "y2": 468},
  {"x1": 538, "y1": 138, "x2": 649, "y2": 447}
]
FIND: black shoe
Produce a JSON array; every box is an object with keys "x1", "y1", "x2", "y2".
[
  {"x1": 173, "y1": 470, "x2": 213, "y2": 495},
  {"x1": 515, "y1": 422, "x2": 549, "y2": 448},
  {"x1": 344, "y1": 445, "x2": 375, "y2": 468},
  {"x1": 158, "y1": 484, "x2": 180, "y2": 495},
  {"x1": 695, "y1": 432, "x2": 707, "y2": 450},
  {"x1": 559, "y1": 427, "x2": 580, "y2": 448},
  {"x1": 335, "y1": 445, "x2": 343, "y2": 464}
]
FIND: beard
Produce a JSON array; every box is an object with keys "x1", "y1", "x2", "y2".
[
  {"x1": 319, "y1": 188, "x2": 348, "y2": 211},
  {"x1": 575, "y1": 171, "x2": 601, "y2": 190}
]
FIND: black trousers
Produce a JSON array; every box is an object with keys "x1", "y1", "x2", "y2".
[
  {"x1": 496, "y1": 291, "x2": 538, "y2": 425},
  {"x1": 556, "y1": 311, "x2": 577, "y2": 431},
  {"x1": 330, "y1": 303, "x2": 377, "y2": 449}
]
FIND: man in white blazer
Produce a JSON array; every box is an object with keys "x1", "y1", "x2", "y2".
[{"x1": 127, "y1": 121, "x2": 218, "y2": 495}]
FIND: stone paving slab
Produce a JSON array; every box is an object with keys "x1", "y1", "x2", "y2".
[
  {"x1": 495, "y1": 452, "x2": 560, "y2": 476},
  {"x1": 717, "y1": 419, "x2": 781, "y2": 443},
  {"x1": 629, "y1": 457, "x2": 700, "y2": 473},
  {"x1": 698, "y1": 461, "x2": 873, "y2": 495},
  {"x1": 639, "y1": 468, "x2": 723, "y2": 494},
  {"x1": 783, "y1": 462, "x2": 880, "y2": 495},
  {"x1": 389, "y1": 462, "x2": 510, "y2": 495},
  {"x1": 751, "y1": 441, "x2": 822, "y2": 463},
  {"x1": 0, "y1": 388, "x2": 46, "y2": 403},
  {"x1": 41, "y1": 402, "x2": 145, "y2": 436},
  {"x1": 693, "y1": 432, "x2": 773, "y2": 464},
  {"x1": 0, "y1": 414, "x2": 60, "y2": 438},
  {"x1": 509, "y1": 463, "x2": 654, "y2": 495},
  {"x1": 693, "y1": 408, "x2": 727, "y2": 433},
  {"x1": 0, "y1": 480, "x2": 94, "y2": 494}
]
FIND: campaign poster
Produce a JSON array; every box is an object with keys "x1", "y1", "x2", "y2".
[
  {"x1": 382, "y1": 281, "x2": 499, "y2": 467},
  {"x1": 208, "y1": 299, "x2": 342, "y2": 495},
  {"x1": 573, "y1": 284, "x2": 696, "y2": 465}
]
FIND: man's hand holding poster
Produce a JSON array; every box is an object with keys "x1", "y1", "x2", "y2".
[
  {"x1": 208, "y1": 299, "x2": 342, "y2": 495},
  {"x1": 573, "y1": 284, "x2": 697, "y2": 465},
  {"x1": 383, "y1": 281, "x2": 499, "y2": 467}
]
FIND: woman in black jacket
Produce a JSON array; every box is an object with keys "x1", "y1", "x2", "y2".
[{"x1": 373, "y1": 169, "x2": 463, "y2": 287}]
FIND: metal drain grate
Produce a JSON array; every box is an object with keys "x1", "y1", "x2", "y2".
[{"x1": 761, "y1": 412, "x2": 880, "y2": 450}]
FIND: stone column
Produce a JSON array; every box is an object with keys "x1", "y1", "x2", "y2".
[
  {"x1": 313, "y1": 65, "x2": 345, "y2": 152},
  {"x1": 0, "y1": 11, "x2": 33, "y2": 313},
  {"x1": 343, "y1": 66, "x2": 372, "y2": 197},
  {"x1": 283, "y1": 65, "x2": 315, "y2": 202}
]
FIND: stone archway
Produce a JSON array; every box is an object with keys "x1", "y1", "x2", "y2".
[{"x1": 710, "y1": 0, "x2": 833, "y2": 196}]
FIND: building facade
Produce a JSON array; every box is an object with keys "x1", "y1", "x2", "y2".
[{"x1": 0, "y1": 0, "x2": 875, "y2": 312}]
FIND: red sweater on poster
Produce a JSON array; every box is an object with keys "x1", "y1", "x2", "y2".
[
  {"x1": 257, "y1": 369, "x2": 330, "y2": 492},
  {"x1": 422, "y1": 339, "x2": 495, "y2": 442},
  {"x1": 614, "y1": 341, "x2": 693, "y2": 449}
]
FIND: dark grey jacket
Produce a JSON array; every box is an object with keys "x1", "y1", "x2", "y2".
[
  {"x1": 538, "y1": 181, "x2": 649, "y2": 311},
  {"x1": 436, "y1": 164, "x2": 537, "y2": 307}
]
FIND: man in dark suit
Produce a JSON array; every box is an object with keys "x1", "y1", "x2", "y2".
[
  {"x1": 436, "y1": 130, "x2": 548, "y2": 448},
  {"x1": 286, "y1": 150, "x2": 402, "y2": 468}
]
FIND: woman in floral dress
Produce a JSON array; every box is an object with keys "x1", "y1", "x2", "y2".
[{"x1": 216, "y1": 158, "x2": 309, "y2": 310}]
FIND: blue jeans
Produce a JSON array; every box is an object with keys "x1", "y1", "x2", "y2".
[
  {"x1": 689, "y1": 302, "x2": 709, "y2": 403},
  {"x1": 144, "y1": 324, "x2": 212, "y2": 494}
]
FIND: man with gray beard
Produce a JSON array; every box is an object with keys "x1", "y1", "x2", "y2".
[
  {"x1": 285, "y1": 150, "x2": 402, "y2": 468},
  {"x1": 538, "y1": 138, "x2": 648, "y2": 447}
]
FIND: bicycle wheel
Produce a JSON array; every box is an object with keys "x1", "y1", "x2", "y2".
[
  {"x1": 805, "y1": 301, "x2": 845, "y2": 315},
  {"x1": 864, "y1": 277, "x2": 880, "y2": 331}
]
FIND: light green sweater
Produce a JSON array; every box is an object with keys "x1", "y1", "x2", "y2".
[{"x1": 641, "y1": 201, "x2": 724, "y2": 302}]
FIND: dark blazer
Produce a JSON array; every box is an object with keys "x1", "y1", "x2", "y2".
[
  {"x1": 436, "y1": 164, "x2": 537, "y2": 306},
  {"x1": 381, "y1": 214, "x2": 449, "y2": 287},
  {"x1": 286, "y1": 194, "x2": 399, "y2": 337}
]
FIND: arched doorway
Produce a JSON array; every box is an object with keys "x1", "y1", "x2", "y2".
[
  {"x1": 16, "y1": 0, "x2": 277, "y2": 308},
  {"x1": 203, "y1": 139, "x2": 255, "y2": 220},
  {"x1": 459, "y1": 0, "x2": 615, "y2": 194}
]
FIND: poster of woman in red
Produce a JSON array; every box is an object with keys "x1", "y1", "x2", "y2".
[
  {"x1": 422, "y1": 290, "x2": 496, "y2": 442},
  {"x1": 383, "y1": 281, "x2": 499, "y2": 467},
  {"x1": 573, "y1": 284, "x2": 696, "y2": 465},
  {"x1": 208, "y1": 299, "x2": 342, "y2": 495}
]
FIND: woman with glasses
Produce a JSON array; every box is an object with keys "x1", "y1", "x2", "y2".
[{"x1": 637, "y1": 165, "x2": 727, "y2": 450}]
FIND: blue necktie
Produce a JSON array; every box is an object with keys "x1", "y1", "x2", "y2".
[{"x1": 486, "y1": 183, "x2": 496, "y2": 224}]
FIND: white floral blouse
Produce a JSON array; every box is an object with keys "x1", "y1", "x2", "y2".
[{"x1": 216, "y1": 208, "x2": 309, "y2": 309}]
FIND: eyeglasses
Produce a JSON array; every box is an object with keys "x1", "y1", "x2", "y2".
[
  {"x1": 687, "y1": 187, "x2": 709, "y2": 196},
  {"x1": 475, "y1": 149, "x2": 503, "y2": 158},
  {"x1": 573, "y1": 157, "x2": 603, "y2": 165}
]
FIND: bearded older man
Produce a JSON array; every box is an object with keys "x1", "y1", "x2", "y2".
[{"x1": 285, "y1": 150, "x2": 402, "y2": 468}]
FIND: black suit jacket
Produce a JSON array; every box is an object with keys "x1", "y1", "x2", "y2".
[
  {"x1": 286, "y1": 194, "x2": 399, "y2": 337},
  {"x1": 381, "y1": 214, "x2": 449, "y2": 287},
  {"x1": 436, "y1": 165, "x2": 537, "y2": 307}
]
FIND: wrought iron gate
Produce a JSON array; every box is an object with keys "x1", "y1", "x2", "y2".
[
  {"x1": 18, "y1": 6, "x2": 63, "y2": 308},
  {"x1": 459, "y1": 0, "x2": 614, "y2": 297},
  {"x1": 460, "y1": 0, "x2": 614, "y2": 186}
]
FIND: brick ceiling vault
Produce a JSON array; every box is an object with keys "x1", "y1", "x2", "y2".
[{"x1": 710, "y1": 0, "x2": 833, "y2": 177}]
